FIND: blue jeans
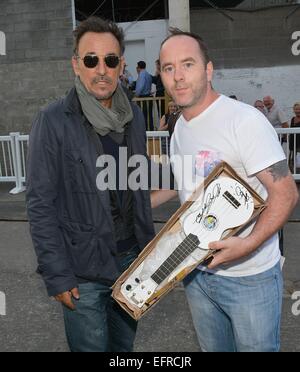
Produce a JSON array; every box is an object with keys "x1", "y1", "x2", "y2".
[
  {"x1": 63, "y1": 247, "x2": 139, "y2": 352},
  {"x1": 183, "y1": 262, "x2": 283, "y2": 352}
]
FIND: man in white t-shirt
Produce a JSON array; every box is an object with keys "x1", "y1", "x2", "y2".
[{"x1": 151, "y1": 29, "x2": 299, "y2": 352}]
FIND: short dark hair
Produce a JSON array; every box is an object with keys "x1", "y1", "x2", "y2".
[
  {"x1": 160, "y1": 28, "x2": 211, "y2": 66},
  {"x1": 137, "y1": 61, "x2": 146, "y2": 69},
  {"x1": 73, "y1": 16, "x2": 125, "y2": 56}
]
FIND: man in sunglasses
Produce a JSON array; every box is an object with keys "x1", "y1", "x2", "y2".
[{"x1": 26, "y1": 17, "x2": 155, "y2": 352}]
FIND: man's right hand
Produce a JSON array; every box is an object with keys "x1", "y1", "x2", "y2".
[{"x1": 54, "y1": 288, "x2": 80, "y2": 311}]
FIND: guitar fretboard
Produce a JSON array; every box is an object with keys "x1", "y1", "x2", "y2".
[{"x1": 151, "y1": 234, "x2": 200, "y2": 285}]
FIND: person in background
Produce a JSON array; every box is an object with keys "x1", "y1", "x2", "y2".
[
  {"x1": 263, "y1": 96, "x2": 289, "y2": 129},
  {"x1": 135, "y1": 61, "x2": 154, "y2": 130},
  {"x1": 152, "y1": 59, "x2": 166, "y2": 116},
  {"x1": 158, "y1": 100, "x2": 180, "y2": 136},
  {"x1": 289, "y1": 102, "x2": 300, "y2": 167},
  {"x1": 254, "y1": 100, "x2": 267, "y2": 115},
  {"x1": 135, "y1": 61, "x2": 152, "y2": 97},
  {"x1": 291, "y1": 102, "x2": 300, "y2": 129},
  {"x1": 120, "y1": 63, "x2": 134, "y2": 90}
]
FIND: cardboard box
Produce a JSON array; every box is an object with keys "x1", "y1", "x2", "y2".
[{"x1": 112, "y1": 162, "x2": 267, "y2": 320}]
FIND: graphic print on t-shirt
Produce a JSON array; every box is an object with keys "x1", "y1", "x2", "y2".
[{"x1": 195, "y1": 150, "x2": 222, "y2": 178}]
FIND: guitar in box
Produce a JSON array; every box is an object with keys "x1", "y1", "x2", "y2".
[{"x1": 119, "y1": 176, "x2": 255, "y2": 309}]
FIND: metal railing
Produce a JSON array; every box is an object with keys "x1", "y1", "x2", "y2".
[
  {"x1": 0, "y1": 135, "x2": 16, "y2": 183},
  {"x1": 15, "y1": 134, "x2": 29, "y2": 189},
  {"x1": 1, "y1": 128, "x2": 299, "y2": 194},
  {"x1": 133, "y1": 96, "x2": 167, "y2": 131},
  {"x1": 277, "y1": 128, "x2": 300, "y2": 181},
  {"x1": 0, "y1": 133, "x2": 28, "y2": 194},
  {"x1": 146, "y1": 131, "x2": 170, "y2": 164}
]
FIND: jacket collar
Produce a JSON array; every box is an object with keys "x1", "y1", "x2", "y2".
[{"x1": 63, "y1": 87, "x2": 83, "y2": 116}]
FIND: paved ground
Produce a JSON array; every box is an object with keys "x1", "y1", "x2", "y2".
[{"x1": 0, "y1": 183, "x2": 299, "y2": 352}]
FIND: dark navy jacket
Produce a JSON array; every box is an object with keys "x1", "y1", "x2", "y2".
[{"x1": 26, "y1": 88, "x2": 155, "y2": 297}]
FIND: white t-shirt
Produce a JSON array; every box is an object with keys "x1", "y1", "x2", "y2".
[{"x1": 170, "y1": 94, "x2": 286, "y2": 277}]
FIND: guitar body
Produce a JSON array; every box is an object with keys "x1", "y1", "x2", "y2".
[
  {"x1": 183, "y1": 177, "x2": 255, "y2": 249},
  {"x1": 120, "y1": 177, "x2": 255, "y2": 308}
]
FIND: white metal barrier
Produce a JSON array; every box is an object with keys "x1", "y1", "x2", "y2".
[
  {"x1": 146, "y1": 131, "x2": 170, "y2": 161},
  {"x1": 277, "y1": 128, "x2": 300, "y2": 181},
  {"x1": 0, "y1": 135, "x2": 17, "y2": 184},
  {"x1": 0, "y1": 129, "x2": 299, "y2": 194},
  {"x1": 15, "y1": 134, "x2": 29, "y2": 192},
  {"x1": 0, "y1": 133, "x2": 28, "y2": 194}
]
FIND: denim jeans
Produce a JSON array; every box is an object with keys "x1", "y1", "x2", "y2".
[
  {"x1": 63, "y1": 246, "x2": 139, "y2": 352},
  {"x1": 183, "y1": 262, "x2": 283, "y2": 352}
]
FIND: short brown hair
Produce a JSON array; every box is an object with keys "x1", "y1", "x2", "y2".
[
  {"x1": 73, "y1": 16, "x2": 125, "y2": 55},
  {"x1": 294, "y1": 102, "x2": 300, "y2": 109},
  {"x1": 160, "y1": 28, "x2": 211, "y2": 66}
]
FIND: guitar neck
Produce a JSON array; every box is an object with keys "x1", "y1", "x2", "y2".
[{"x1": 151, "y1": 234, "x2": 200, "y2": 285}]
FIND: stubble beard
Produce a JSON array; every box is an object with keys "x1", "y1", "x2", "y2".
[
  {"x1": 175, "y1": 85, "x2": 208, "y2": 110},
  {"x1": 91, "y1": 75, "x2": 116, "y2": 102}
]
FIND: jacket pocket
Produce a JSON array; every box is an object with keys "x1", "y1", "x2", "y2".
[
  {"x1": 65, "y1": 149, "x2": 96, "y2": 193},
  {"x1": 62, "y1": 223, "x2": 100, "y2": 279}
]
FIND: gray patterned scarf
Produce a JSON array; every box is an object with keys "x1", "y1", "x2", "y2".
[{"x1": 75, "y1": 76, "x2": 133, "y2": 136}]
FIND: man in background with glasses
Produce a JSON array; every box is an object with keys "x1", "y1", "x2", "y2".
[{"x1": 26, "y1": 17, "x2": 155, "y2": 352}]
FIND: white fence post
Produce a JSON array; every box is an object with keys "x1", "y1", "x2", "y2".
[
  {"x1": 0, "y1": 291, "x2": 6, "y2": 316},
  {"x1": 9, "y1": 132, "x2": 26, "y2": 195}
]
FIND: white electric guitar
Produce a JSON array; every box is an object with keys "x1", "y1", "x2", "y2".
[{"x1": 121, "y1": 177, "x2": 255, "y2": 308}]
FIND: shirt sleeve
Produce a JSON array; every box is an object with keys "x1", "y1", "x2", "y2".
[
  {"x1": 235, "y1": 109, "x2": 286, "y2": 176},
  {"x1": 277, "y1": 108, "x2": 288, "y2": 125},
  {"x1": 135, "y1": 72, "x2": 145, "y2": 96}
]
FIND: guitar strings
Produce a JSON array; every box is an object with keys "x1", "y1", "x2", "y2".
[
  {"x1": 155, "y1": 196, "x2": 233, "y2": 280},
  {"x1": 155, "y1": 193, "x2": 234, "y2": 280}
]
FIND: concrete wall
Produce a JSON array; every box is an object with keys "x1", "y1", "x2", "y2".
[
  {"x1": 191, "y1": 6, "x2": 300, "y2": 69},
  {"x1": 0, "y1": 0, "x2": 74, "y2": 134},
  {"x1": 191, "y1": 6, "x2": 300, "y2": 115},
  {"x1": 120, "y1": 20, "x2": 169, "y2": 79},
  {"x1": 0, "y1": 2, "x2": 300, "y2": 134},
  {"x1": 213, "y1": 65, "x2": 300, "y2": 120}
]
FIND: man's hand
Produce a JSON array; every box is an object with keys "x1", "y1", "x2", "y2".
[
  {"x1": 207, "y1": 237, "x2": 254, "y2": 269},
  {"x1": 54, "y1": 288, "x2": 80, "y2": 311}
]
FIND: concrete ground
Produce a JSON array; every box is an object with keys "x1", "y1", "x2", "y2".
[{"x1": 0, "y1": 182, "x2": 299, "y2": 352}]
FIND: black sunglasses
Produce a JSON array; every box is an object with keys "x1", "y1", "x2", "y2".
[{"x1": 77, "y1": 54, "x2": 121, "y2": 69}]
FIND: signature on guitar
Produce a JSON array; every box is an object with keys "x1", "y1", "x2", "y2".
[
  {"x1": 235, "y1": 186, "x2": 251, "y2": 207},
  {"x1": 195, "y1": 183, "x2": 221, "y2": 224}
]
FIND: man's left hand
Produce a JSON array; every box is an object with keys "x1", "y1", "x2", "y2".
[{"x1": 207, "y1": 237, "x2": 254, "y2": 269}]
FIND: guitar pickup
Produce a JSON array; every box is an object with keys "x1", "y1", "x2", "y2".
[{"x1": 223, "y1": 191, "x2": 241, "y2": 209}]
